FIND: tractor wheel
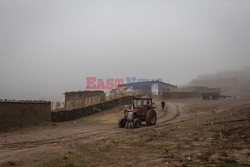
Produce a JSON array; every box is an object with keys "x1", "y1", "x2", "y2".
[
  {"x1": 118, "y1": 118, "x2": 126, "y2": 128},
  {"x1": 133, "y1": 119, "x2": 141, "y2": 128},
  {"x1": 145, "y1": 109, "x2": 157, "y2": 126}
]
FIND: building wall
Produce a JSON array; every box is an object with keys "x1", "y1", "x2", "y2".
[
  {"x1": 64, "y1": 91, "x2": 105, "y2": 110},
  {"x1": 0, "y1": 101, "x2": 51, "y2": 130},
  {"x1": 123, "y1": 82, "x2": 152, "y2": 96},
  {"x1": 178, "y1": 86, "x2": 208, "y2": 92},
  {"x1": 163, "y1": 92, "x2": 201, "y2": 99},
  {"x1": 158, "y1": 83, "x2": 178, "y2": 97},
  {"x1": 120, "y1": 81, "x2": 177, "y2": 97},
  {"x1": 106, "y1": 89, "x2": 137, "y2": 101}
]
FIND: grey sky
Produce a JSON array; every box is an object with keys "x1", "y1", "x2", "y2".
[{"x1": 0, "y1": 0, "x2": 250, "y2": 100}]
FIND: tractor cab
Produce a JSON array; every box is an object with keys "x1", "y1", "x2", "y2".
[{"x1": 132, "y1": 96, "x2": 153, "y2": 109}]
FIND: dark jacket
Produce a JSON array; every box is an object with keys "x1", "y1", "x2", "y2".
[{"x1": 161, "y1": 101, "x2": 165, "y2": 106}]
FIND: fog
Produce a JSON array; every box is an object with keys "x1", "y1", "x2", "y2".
[{"x1": 0, "y1": 0, "x2": 250, "y2": 100}]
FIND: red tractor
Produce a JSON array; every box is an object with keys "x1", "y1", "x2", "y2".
[{"x1": 118, "y1": 96, "x2": 157, "y2": 128}]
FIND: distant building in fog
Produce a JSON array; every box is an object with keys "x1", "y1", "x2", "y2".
[{"x1": 189, "y1": 69, "x2": 250, "y2": 96}]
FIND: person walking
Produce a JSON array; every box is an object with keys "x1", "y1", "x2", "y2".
[{"x1": 161, "y1": 100, "x2": 166, "y2": 111}]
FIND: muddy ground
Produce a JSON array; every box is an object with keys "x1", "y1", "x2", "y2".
[{"x1": 0, "y1": 98, "x2": 249, "y2": 167}]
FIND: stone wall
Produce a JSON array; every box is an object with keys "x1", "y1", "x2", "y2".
[
  {"x1": 65, "y1": 95, "x2": 105, "y2": 110},
  {"x1": 64, "y1": 91, "x2": 105, "y2": 110},
  {"x1": 163, "y1": 92, "x2": 201, "y2": 99},
  {"x1": 52, "y1": 96, "x2": 134, "y2": 122},
  {"x1": 0, "y1": 101, "x2": 51, "y2": 130},
  {"x1": 106, "y1": 89, "x2": 138, "y2": 101}
]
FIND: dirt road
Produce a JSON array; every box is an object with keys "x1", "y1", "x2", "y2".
[{"x1": 0, "y1": 98, "x2": 249, "y2": 167}]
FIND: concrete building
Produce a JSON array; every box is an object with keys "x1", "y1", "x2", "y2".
[
  {"x1": 0, "y1": 100, "x2": 51, "y2": 130},
  {"x1": 64, "y1": 91, "x2": 105, "y2": 110}
]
